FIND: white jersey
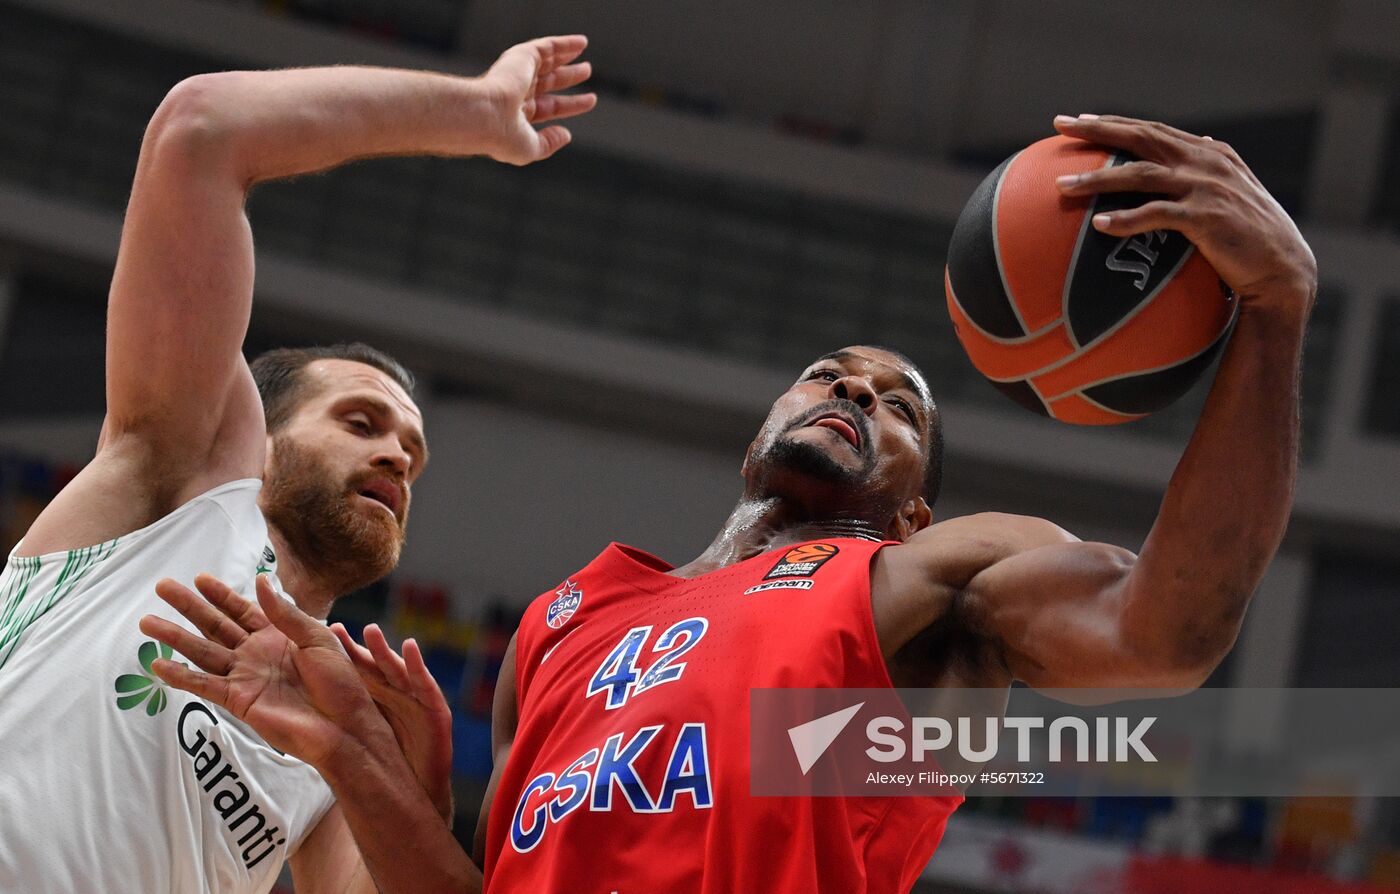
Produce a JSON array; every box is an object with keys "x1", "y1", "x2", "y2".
[{"x1": 0, "y1": 479, "x2": 335, "y2": 893}]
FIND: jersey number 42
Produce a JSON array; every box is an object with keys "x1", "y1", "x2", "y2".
[{"x1": 586, "y1": 618, "x2": 709, "y2": 710}]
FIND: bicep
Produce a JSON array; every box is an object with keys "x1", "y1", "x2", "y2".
[
  {"x1": 964, "y1": 540, "x2": 1199, "y2": 691},
  {"x1": 473, "y1": 633, "x2": 519, "y2": 868},
  {"x1": 104, "y1": 77, "x2": 262, "y2": 470}
]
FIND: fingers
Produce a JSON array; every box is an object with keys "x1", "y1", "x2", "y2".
[
  {"x1": 540, "y1": 61, "x2": 591, "y2": 95},
  {"x1": 401, "y1": 638, "x2": 449, "y2": 710},
  {"x1": 333, "y1": 624, "x2": 446, "y2": 710},
  {"x1": 139, "y1": 613, "x2": 235, "y2": 674},
  {"x1": 1087, "y1": 200, "x2": 1190, "y2": 238},
  {"x1": 255, "y1": 575, "x2": 331, "y2": 651},
  {"x1": 531, "y1": 34, "x2": 588, "y2": 68},
  {"x1": 154, "y1": 578, "x2": 250, "y2": 648},
  {"x1": 1056, "y1": 160, "x2": 1196, "y2": 199},
  {"x1": 530, "y1": 92, "x2": 597, "y2": 125},
  {"x1": 193, "y1": 572, "x2": 269, "y2": 633},
  {"x1": 364, "y1": 624, "x2": 412, "y2": 692},
  {"x1": 1054, "y1": 114, "x2": 1202, "y2": 164},
  {"x1": 533, "y1": 125, "x2": 573, "y2": 161},
  {"x1": 330, "y1": 623, "x2": 377, "y2": 672},
  {"x1": 1090, "y1": 114, "x2": 1209, "y2": 147},
  {"x1": 150, "y1": 658, "x2": 230, "y2": 706}
]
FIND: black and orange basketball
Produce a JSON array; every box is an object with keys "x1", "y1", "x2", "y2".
[{"x1": 944, "y1": 135, "x2": 1237, "y2": 425}]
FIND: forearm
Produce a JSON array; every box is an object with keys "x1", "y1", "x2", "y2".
[
  {"x1": 319, "y1": 731, "x2": 482, "y2": 894},
  {"x1": 1125, "y1": 284, "x2": 1313, "y2": 669},
  {"x1": 150, "y1": 66, "x2": 500, "y2": 187}
]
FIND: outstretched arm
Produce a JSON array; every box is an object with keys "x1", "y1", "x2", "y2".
[
  {"x1": 878, "y1": 115, "x2": 1315, "y2": 693},
  {"x1": 141, "y1": 575, "x2": 481, "y2": 893},
  {"x1": 23, "y1": 35, "x2": 596, "y2": 553}
]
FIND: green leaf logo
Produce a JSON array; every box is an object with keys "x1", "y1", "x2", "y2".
[{"x1": 114, "y1": 640, "x2": 179, "y2": 715}]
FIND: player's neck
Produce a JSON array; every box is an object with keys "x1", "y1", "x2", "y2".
[
  {"x1": 673, "y1": 496, "x2": 885, "y2": 578},
  {"x1": 264, "y1": 526, "x2": 338, "y2": 620}
]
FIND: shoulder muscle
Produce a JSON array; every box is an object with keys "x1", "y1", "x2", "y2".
[{"x1": 872, "y1": 512, "x2": 1079, "y2": 658}]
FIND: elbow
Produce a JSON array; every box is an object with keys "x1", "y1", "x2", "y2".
[
  {"x1": 141, "y1": 73, "x2": 248, "y2": 172},
  {"x1": 1137, "y1": 609, "x2": 1245, "y2": 690}
]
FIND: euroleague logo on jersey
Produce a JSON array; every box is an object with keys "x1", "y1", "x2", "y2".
[
  {"x1": 764, "y1": 543, "x2": 839, "y2": 579},
  {"x1": 546, "y1": 579, "x2": 584, "y2": 629},
  {"x1": 746, "y1": 543, "x2": 839, "y2": 594}
]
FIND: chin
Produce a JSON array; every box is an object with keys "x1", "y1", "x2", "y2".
[
  {"x1": 762, "y1": 437, "x2": 866, "y2": 486},
  {"x1": 346, "y1": 509, "x2": 404, "y2": 575}
]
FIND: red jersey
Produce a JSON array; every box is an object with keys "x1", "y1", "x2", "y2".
[{"x1": 483, "y1": 538, "x2": 962, "y2": 893}]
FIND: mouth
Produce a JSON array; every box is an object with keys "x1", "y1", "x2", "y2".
[
  {"x1": 806, "y1": 412, "x2": 862, "y2": 451},
  {"x1": 355, "y1": 478, "x2": 404, "y2": 519}
]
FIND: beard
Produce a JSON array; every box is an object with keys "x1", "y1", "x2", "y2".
[
  {"x1": 745, "y1": 399, "x2": 912, "y2": 534},
  {"x1": 759, "y1": 435, "x2": 869, "y2": 486},
  {"x1": 260, "y1": 435, "x2": 406, "y2": 597},
  {"x1": 748, "y1": 399, "x2": 878, "y2": 494}
]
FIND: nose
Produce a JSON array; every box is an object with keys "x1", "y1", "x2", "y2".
[
  {"x1": 371, "y1": 437, "x2": 412, "y2": 479},
  {"x1": 829, "y1": 375, "x2": 877, "y2": 415}
]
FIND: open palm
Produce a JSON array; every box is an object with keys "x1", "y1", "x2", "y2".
[
  {"x1": 140, "y1": 573, "x2": 390, "y2": 769},
  {"x1": 478, "y1": 35, "x2": 597, "y2": 165}
]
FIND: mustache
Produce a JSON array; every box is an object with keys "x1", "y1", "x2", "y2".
[
  {"x1": 784, "y1": 399, "x2": 873, "y2": 452},
  {"x1": 346, "y1": 470, "x2": 408, "y2": 523}
]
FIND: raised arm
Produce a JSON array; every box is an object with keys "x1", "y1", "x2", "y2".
[
  {"x1": 878, "y1": 115, "x2": 1315, "y2": 693},
  {"x1": 23, "y1": 36, "x2": 596, "y2": 552}
]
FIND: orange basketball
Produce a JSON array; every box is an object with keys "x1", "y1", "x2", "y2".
[{"x1": 944, "y1": 135, "x2": 1237, "y2": 424}]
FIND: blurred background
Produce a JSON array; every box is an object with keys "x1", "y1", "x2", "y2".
[{"x1": 1, "y1": 0, "x2": 1399, "y2": 890}]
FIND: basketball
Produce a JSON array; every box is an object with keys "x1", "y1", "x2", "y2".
[{"x1": 944, "y1": 134, "x2": 1237, "y2": 425}]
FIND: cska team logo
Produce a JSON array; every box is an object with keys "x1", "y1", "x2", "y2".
[{"x1": 546, "y1": 579, "x2": 583, "y2": 629}]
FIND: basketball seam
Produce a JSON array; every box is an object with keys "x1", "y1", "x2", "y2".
[
  {"x1": 1026, "y1": 379, "x2": 1051, "y2": 415},
  {"x1": 1059, "y1": 153, "x2": 1121, "y2": 351},
  {"x1": 947, "y1": 275, "x2": 1063, "y2": 346},
  {"x1": 1042, "y1": 300, "x2": 1240, "y2": 400},
  {"x1": 1005, "y1": 243, "x2": 1206, "y2": 388},
  {"x1": 991, "y1": 150, "x2": 1031, "y2": 338}
]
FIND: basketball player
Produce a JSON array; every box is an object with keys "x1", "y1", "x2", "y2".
[
  {"x1": 144, "y1": 113, "x2": 1316, "y2": 892},
  {"x1": 0, "y1": 36, "x2": 594, "y2": 893}
]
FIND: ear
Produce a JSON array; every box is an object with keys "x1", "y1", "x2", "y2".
[{"x1": 890, "y1": 497, "x2": 933, "y2": 542}]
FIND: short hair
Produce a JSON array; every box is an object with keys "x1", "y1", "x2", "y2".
[{"x1": 251, "y1": 343, "x2": 416, "y2": 432}]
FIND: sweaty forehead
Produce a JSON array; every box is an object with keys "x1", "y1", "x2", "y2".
[
  {"x1": 811, "y1": 347, "x2": 932, "y2": 404},
  {"x1": 305, "y1": 359, "x2": 422, "y2": 423}
]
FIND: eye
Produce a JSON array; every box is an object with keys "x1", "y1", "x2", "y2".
[
  {"x1": 805, "y1": 369, "x2": 840, "y2": 382},
  {"x1": 886, "y1": 397, "x2": 917, "y2": 424},
  {"x1": 345, "y1": 414, "x2": 374, "y2": 435}
]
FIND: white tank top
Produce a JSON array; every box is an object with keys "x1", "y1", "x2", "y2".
[{"x1": 0, "y1": 479, "x2": 335, "y2": 893}]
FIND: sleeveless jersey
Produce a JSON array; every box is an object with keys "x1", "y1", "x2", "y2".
[
  {"x1": 485, "y1": 538, "x2": 962, "y2": 894},
  {"x1": 0, "y1": 479, "x2": 335, "y2": 893}
]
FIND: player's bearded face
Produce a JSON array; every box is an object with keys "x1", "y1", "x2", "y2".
[
  {"x1": 261, "y1": 434, "x2": 406, "y2": 592},
  {"x1": 746, "y1": 398, "x2": 913, "y2": 526},
  {"x1": 758, "y1": 399, "x2": 878, "y2": 486}
]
